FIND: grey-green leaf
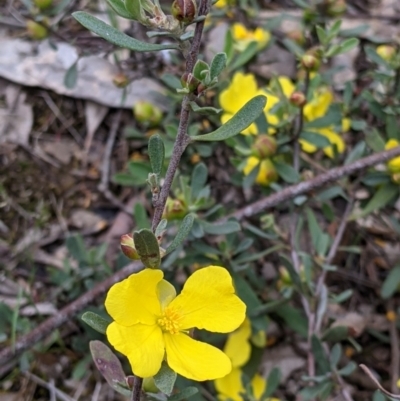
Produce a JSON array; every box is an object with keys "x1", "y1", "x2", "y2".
[
  {"x1": 168, "y1": 387, "x2": 198, "y2": 401},
  {"x1": 90, "y1": 341, "x2": 131, "y2": 397},
  {"x1": 124, "y1": 0, "x2": 144, "y2": 21},
  {"x1": 81, "y1": 311, "x2": 110, "y2": 334},
  {"x1": 106, "y1": 0, "x2": 133, "y2": 18},
  {"x1": 154, "y1": 362, "x2": 177, "y2": 396},
  {"x1": 133, "y1": 228, "x2": 161, "y2": 268},
  {"x1": 64, "y1": 61, "x2": 78, "y2": 89},
  {"x1": 189, "y1": 102, "x2": 222, "y2": 115},
  {"x1": 210, "y1": 52, "x2": 227, "y2": 80},
  {"x1": 192, "y1": 95, "x2": 266, "y2": 142},
  {"x1": 165, "y1": 213, "x2": 195, "y2": 254},
  {"x1": 191, "y1": 162, "x2": 208, "y2": 200},
  {"x1": 148, "y1": 134, "x2": 165, "y2": 176},
  {"x1": 381, "y1": 265, "x2": 400, "y2": 299},
  {"x1": 200, "y1": 220, "x2": 241, "y2": 235},
  {"x1": 72, "y1": 12, "x2": 179, "y2": 52}
]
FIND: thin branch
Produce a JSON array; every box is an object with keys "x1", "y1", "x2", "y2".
[
  {"x1": 360, "y1": 364, "x2": 400, "y2": 399},
  {"x1": 0, "y1": 262, "x2": 141, "y2": 374},
  {"x1": 228, "y1": 145, "x2": 400, "y2": 221},
  {"x1": 131, "y1": 376, "x2": 143, "y2": 401},
  {"x1": 388, "y1": 301, "x2": 400, "y2": 394},
  {"x1": 151, "y1": 0, "x2": 210, "y2": 231}
]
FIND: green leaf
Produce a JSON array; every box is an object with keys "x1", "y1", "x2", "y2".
[
  {"x1": 274, "y1": 160, "x2": 300, "y2": 184},
  {"x1": 154, "y1": 362, "x2": 176, "y2": 396},
  {"x1": 64, "y1": 61, "x2": 78, "y2": 89},
  {"x1": 330, "y1": 344, "x2": 342, "y2": 368},
  {"x1": 355, "y1": 184, "x2": 398, "y2": 218},
  {"x1": 311, "y1": 335, "x2": 331, "y2": 374},
  {"x1": 282, "y1": 38, "x2": 305, "y2": 56},
  {"x1": 106, "y1": 0, "x2": 133, "y2": 18},
  {"x1": 264, "y1": 368, "x2": 281, "y2": 398},
  {"x1": 134, "y1": 203, "x2": 150, "y2": 229},
  {"x1": 155, "y1": 219, "x2": 168, "y2": 238},
  {"x1": 72, "y1": 12, "x2": 179, "y2": 52},
  {"x1": 381, "y1": 265, "x2": 400, "y2": 299},
  {"x1": 327, "y1": 20, "x2": 342, "y2": 39},
  {"x1": 210, "y1": 52, "x2": 227, "y2": 80},
  {"x1": 338, "y1": 362, "x2": 356, "y2": 376},
  {"x1": 124, "y1": 0, "x2": 145, "y2": 22},
  {"x1": 148, "y1": 134, "x2": 165, "y2": 176},
  {"x1": 365, "y1": 129, "x2": 385, "y2": 152},
  {"x1": 316, "y1": 25, "x2": 327, "y2": 45},
  {"x1": 168, "y1": 387, "x2": 198, "y2": 401},
  {"x1": 89, "y1": 341, "x2": 131, "y2": 397},
  {"x1": 229, "y1": 41, "x2": 259, "y2": 71},
  {"x1": 133, "y1": 229, "x2": 161, "y2": 268},
  {"x1": 300, "y1": 131, "x2": 331, "y2": 148},
  {"x1": 81, "y1": 312, "x2": 110, "y2": 334},
  {"x1": 191, "y1": 162, "x2": 208, "y2": 200},
  {"x1": 321, "y1": 325, "x2": 350, "y2": 342},
  {"x1": 192, "y1": 96, "x2": 266, "y2": 141},
  {"x1": 336, "y1": 38, "x2": 359, "y2": 55},
  {"x1": 192, "y1": 60, "x2": 209, "y2": 81},
  {"x1": 306, "y1": 208, "x2": 330, "y2": 257},
  {"x1": 345, "y1": 141, "x2": 366, "y2": 164},
  {"x1": 275, "y1": 304, "x2": 307, "y2": 337},
  {"x1": 189, "y1": 102, "x2": 222, "y2": 115},
  {"x1": 165, "y1": 213, "x2": 195, "y2": 254},
  {"x1": 300, "y1": 381, "x2": 333, "y2": 401},
  {"x1": 200, "y1": 220, "x2": 241, "y2": 235}
]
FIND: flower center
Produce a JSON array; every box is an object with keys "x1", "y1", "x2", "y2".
[{"x1": 157, "y1": 307, "x2": 181, "y2": 334}]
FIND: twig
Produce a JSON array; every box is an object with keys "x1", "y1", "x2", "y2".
[
  {"x1": 0, "y1": 261, "x2": 141, "y2": 374},
  {"x1": 228, "y1": 145, "x2": 400, "y2": 221},
  {"x1": 24, "y1": 371, "x2": 73, "y2": 401},
  {"x1": 131, "y1": 376, "x2": 143, "y2": 401},
  {"x1": 360, "y1": 364, "x2": 400, "y2": 399},
  {"x1": 151, "y1": 0, "x2": 211, "y2": 231}
]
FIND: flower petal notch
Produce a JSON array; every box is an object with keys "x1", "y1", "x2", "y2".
[{"x1": 105, "y1": 266, "x2": 246, "y2": 380}]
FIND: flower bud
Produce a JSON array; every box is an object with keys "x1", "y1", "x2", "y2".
[
  {"x1": 180, "y1": 72, "x2": 200, "y2": 93},
  {"x1": 113, "y1": 72, "x2": 130, "y2": 88},
  {"x1": 287, "y1": 30, "x2": 305, "y2": 46},
  {"x1": 376, "y1": 45, "x2": 397, "y2": 61},
  {"x1": 34, "y1": 0, "x2": 53, "y2": 9},
  {"x1": 326, "y1": 0, "x2": 346, "y2": 16},
  {"x1": 301, "y1": 54, "x2": 320, "y2": 71},
  {"x1": 133, "y1": 101, "x2": 163, "y2": 127},
  {"x1": 171, "y1": 0, "x2": 197, "y2": 23},
  {"x1": 289, "y1": 91, "x2": 307, "y2": 107},
  {"x1": 26, "y1": 20, "x2": 48, "y2": 40},
  {"x1": 252, "y1": 135, "x2": 277, "y2": 159},
  {"x1": 163, "y1": 197, "x2": 188, "y2": 220},
  {"x1": 120, "y1": 234, "x2": 140, "y2": 260},
  {"x1": 392, "y1": 173, "x2": 400, "y2": 184}
]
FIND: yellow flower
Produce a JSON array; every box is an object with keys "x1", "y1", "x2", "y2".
[
  {"x1": 215, "y1": 368, "x2": 279, "y2": 401},
  {"x1": 224, "y1": 317, "x2": 252, "y2": 368},
  {"x1": 299, "y1": 127, "x2": 345, "y2": 158},
  {"x1": 376, "y1": 45, "x2": 396, "y2": 62},
  {"x1": 219, "y1": 72, "x2": 268, "y2": 135},
  {"x1": 385, "y1": 139, "x2": 400, "y2": 173},
  {"x1": 232, "y1": 23, "x2": 270, "y2": 52},
  {"x1": 243, "y1": 157, "x2": 277, "y2": 186},
  {"x1": 105, "y1": 266, "x2": 246, "y2": 380},
  {"x1": 303, "y1": 88, "x2": 333, "y2": 121}
]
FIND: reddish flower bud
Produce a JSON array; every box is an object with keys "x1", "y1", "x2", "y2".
[
  {"x1": 180, "y1": 72, "x2": 200, "y2": 93},
  {"x1": 171, "y1": 0, "x2": 197, "y2": 23},
  {"x1": 120, "y1": 234, "x2": 140, "y2": 260},
  {"x1": 289, "y1": 91, "x2": 307, "y2": 107},
  {"x1": 163, "y1": 198, "x2": 188, "y2": 220},
  {"x1": 113, "y1": 72, "x2": 130, "y2": 88}
]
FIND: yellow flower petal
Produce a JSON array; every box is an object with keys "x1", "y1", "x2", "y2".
[
  {"x1": 215, "y1": 367, "x2": 243, "y2": 401},
  {"x1": 105, "y1": 268, "x2": 163, "y2": 326},
  {"x1": 232, "y1": 23, "x2": 248, "y2": 40},
  {"x1": 224, "y1": 317, "x2": 251, "y2": 367},
  {"x1": 157, "y1": 280, "x2": 176, "y2": 309},
  {"x1": 170, "y1": 266, "x2": 246, "y2": 333},
  {"x1": 319, "y1": 128, "x2": 345, "y2": 158},
  {"x1": 304, "y1": 89, "x2": 333, "y2": 121},
  {"x1": 219, "y1": 72, "x2": 259, "y2": 114},
  {"x1": 342, "y1": 117, "x2": 351, "y2": 132},
  {"x1": 243, "y1": 157, "x2": 277, "y2": 186},
  {"x1": 386, "y1": 139, "x2": 400, "y2": 172},
  {"x1": 164, "y1": 332, "x2": 232, "y2": 381},
  {"x1": 276, "y1": 77, "x2": 295, "y2": 98},
  {"x1": 251, "y1": 374, "x2": 266, "y2": 400},
  {"x1": 106, "y1": 322, "x2": 165, "y2": 378},
  {"x1": 299, "y1": 139, "x2": 317, "y2": 153}
]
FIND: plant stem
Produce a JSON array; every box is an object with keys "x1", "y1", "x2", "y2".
[{"x1": 132, "y1": 376, "x2": 143, "y2": 401}]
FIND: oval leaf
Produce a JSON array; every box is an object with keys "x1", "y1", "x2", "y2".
[
  {"x1": 148, "y1": 134, "x2": 165, "y2": 176},
  {"x1": 72, "y1": 12, "x2": 179, "y2": 52},
  {"x1": 106, "y1": 0, "x2": 133, "y2": 18},
  {"x1": 192, "y1": 95, "x2": 266, "y2": 142},
  {"x1": 89, "y1": 340, "x2": 131, "y2": 397},
  {"x1": 81, "y1": 311, "x2": 110, "y2": 334},
  {"x1": 154, "y1": 362, "x2": 176, "y2": 395},
  {"x1": 165, "y1": 213, "x2": 195, "y2": 254},
  {"x1": 210, "y1": 52, "x2": 227, "y2": 80},
  {"x1": 133, "y1": 228, "x2": 161, "y2": 268},
  {"x1": 168, "y1": 387, "x2": 198, "y2": 401}
]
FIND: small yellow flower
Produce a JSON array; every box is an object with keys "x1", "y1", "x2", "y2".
[
  {"x1": 303, "y1": 88, "x2": 333, "y2": 121},
  {"x1": 224, "y1": 317, "x2": 252, "y2": 368},
  {"x1": 243, "y1": 157, "x2": 277, "y2": 186},
  {"x1": 219, "y1": 72, "x2": 268, "y2": 135},
  {"x1": 376, "y1": 45, "x2": 396, "y2": 62},
  {"x1": 231, "y1": 23, "x2": 270, "y2": 52},
  {"x1": 106, "y1": 266, "x2": 246, "y2": 380},
  {"x1": 385, "y1": 139, "x2": 400, "y2": 173}
]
